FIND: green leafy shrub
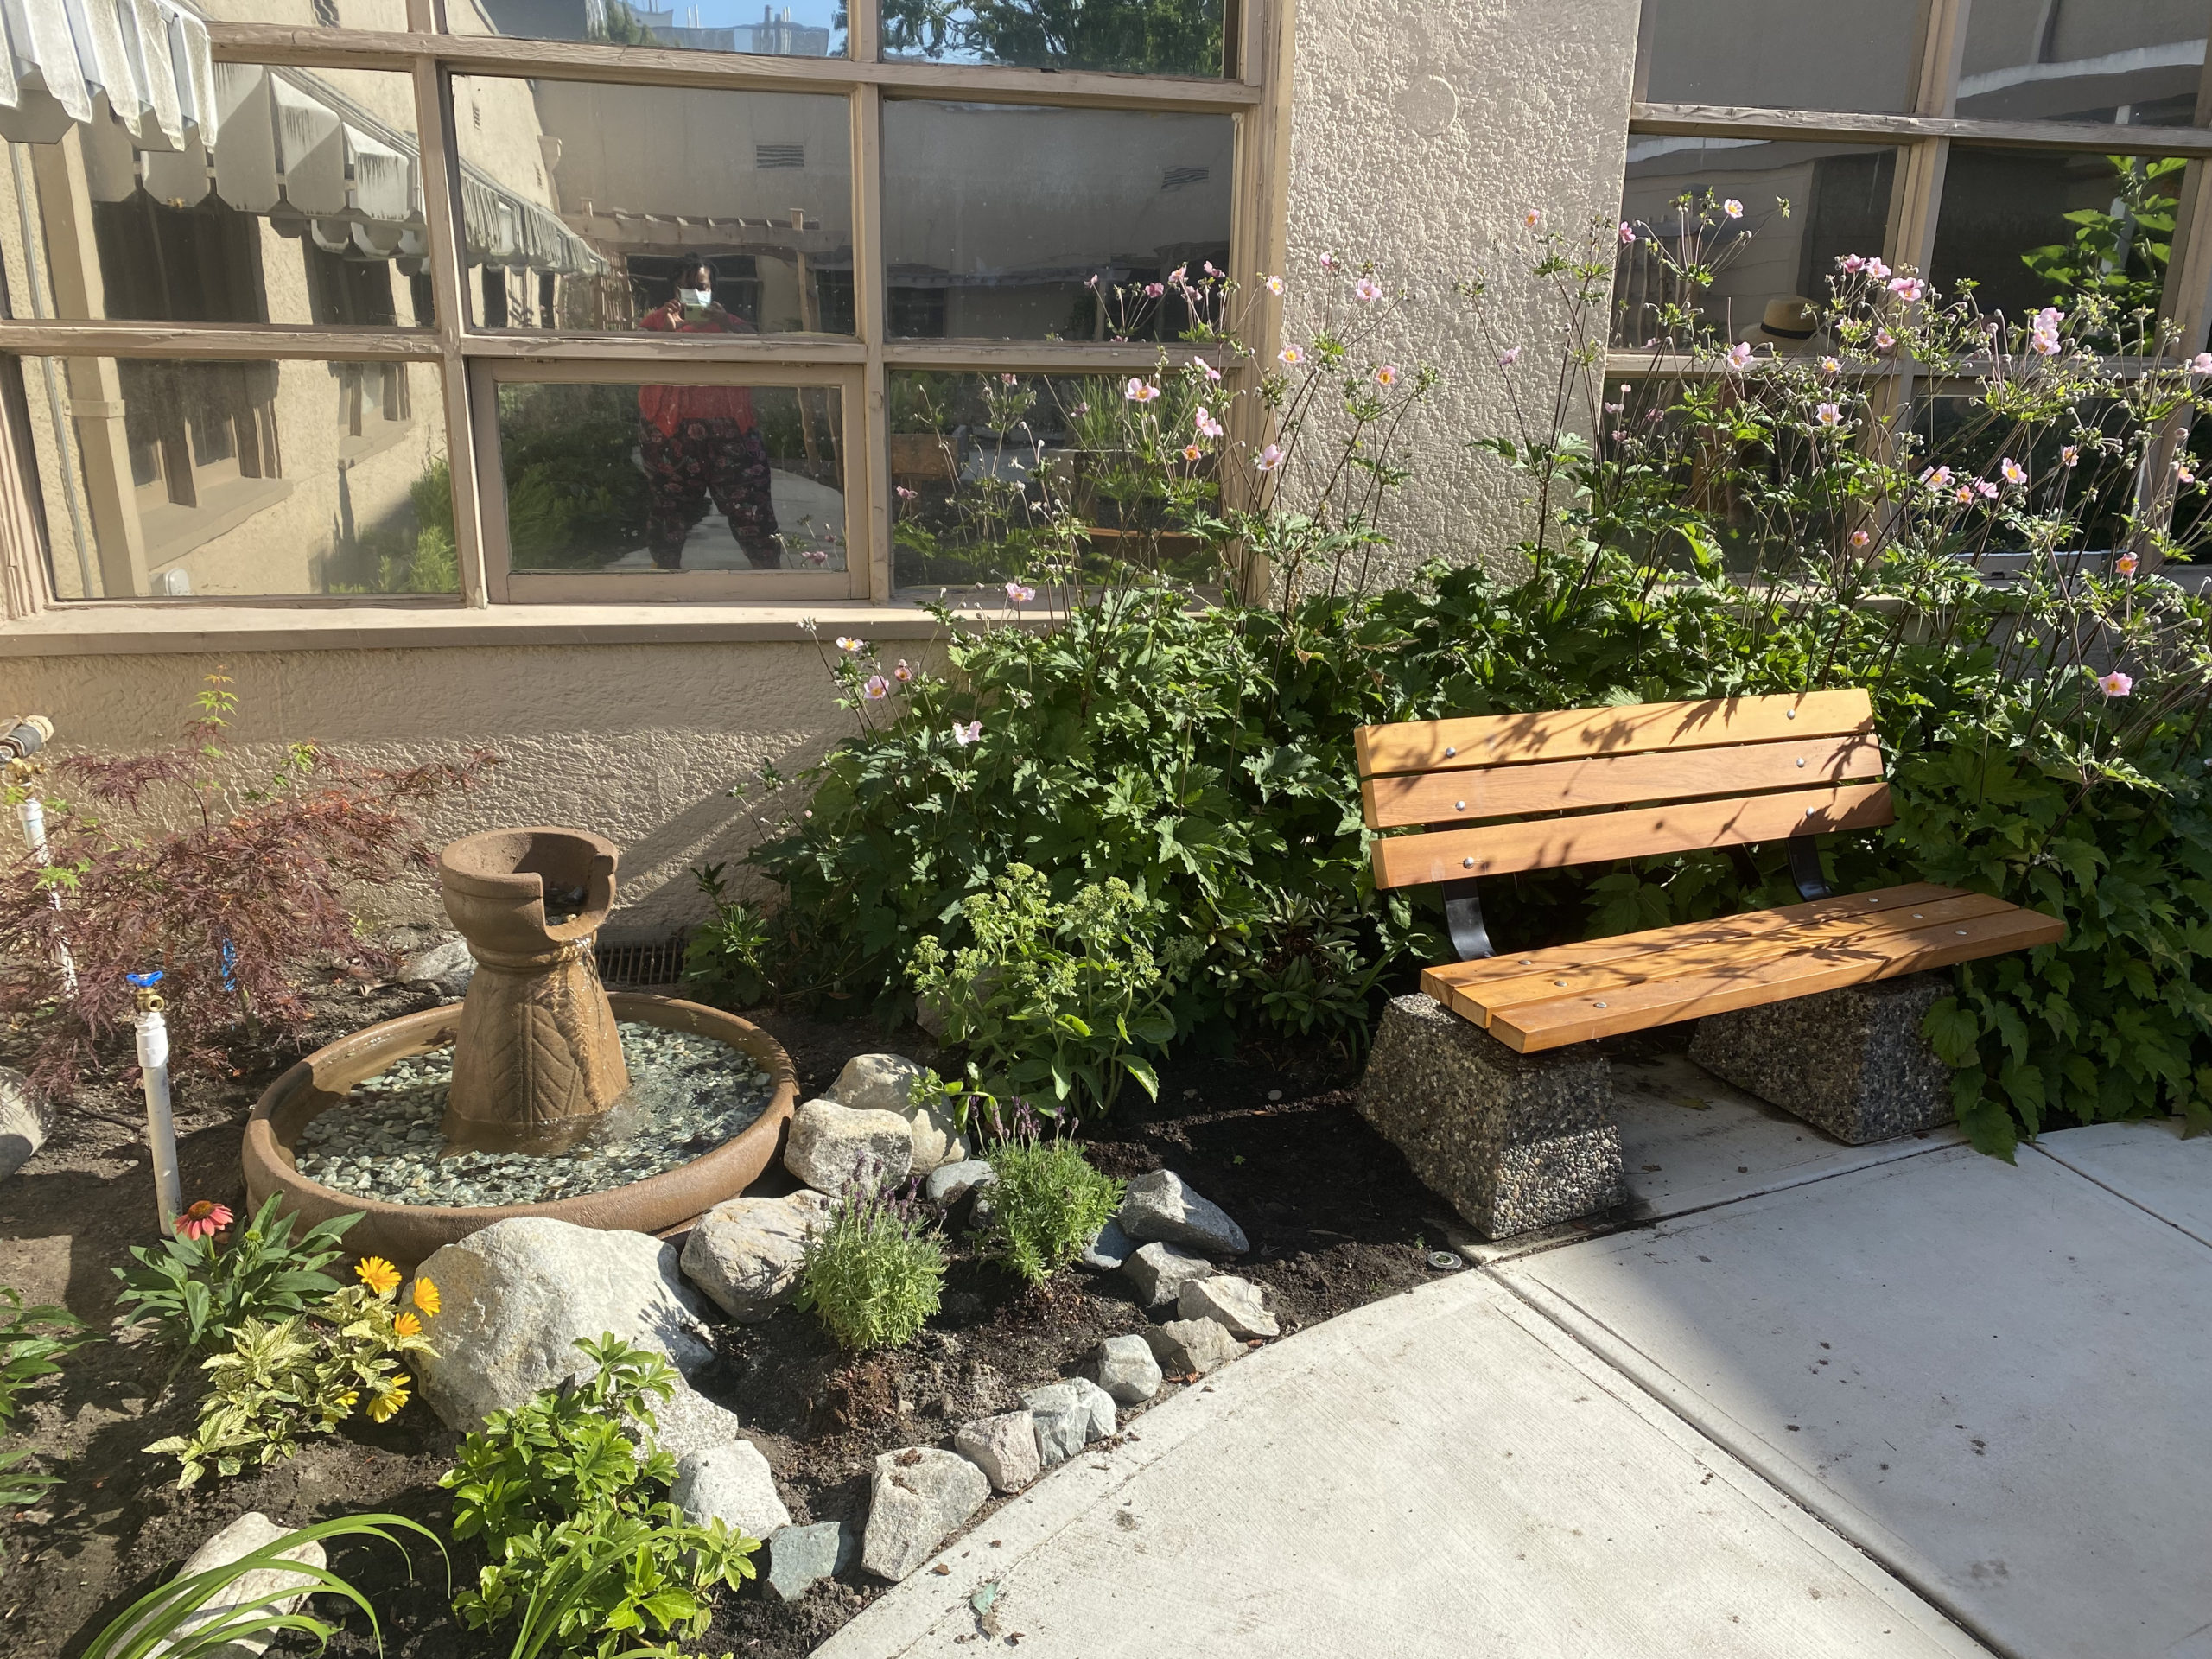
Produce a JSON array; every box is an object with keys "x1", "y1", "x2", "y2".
[
  {"x1": 909, "y1": 862, "x2": 1185, "y2": 1115},
  {"x1": 977, "y1": 1116, "x2": 1124, "y2": 1286},
  {"x1": 148, "y1": 1262, "x2": 440, "y2": 1488},
  {"x1": 79, "y1": 1513, "x2": 442, "y2": 1659},
  {"x1": 442, "y1": 1335, "x2": 758, "y2": 1659},
  {"x1": 114, "y1": 1193, "x2": 358, "y2": 1361},
  {"x1": 681, "y1": 861, "x2": 774, "y2": 1007},
  {"x1": 0, "y1": 1287, "x2": 86, "y2": 1427},
  {"x1": 797, "y1": 1175, "x2": 946, "y2": 1351}
]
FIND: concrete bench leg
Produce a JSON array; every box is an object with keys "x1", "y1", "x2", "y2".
[
  {"x1": 1357, "y1": 993, "x2": 1623, "y2": 1241},
  {"x1": 1687, "y1": 972, "x2": 1955, "y2": 1145}
]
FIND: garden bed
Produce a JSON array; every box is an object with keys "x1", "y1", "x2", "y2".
[{"x1": 0, "y1": 968, "x2": 1448, "y2": 1659}]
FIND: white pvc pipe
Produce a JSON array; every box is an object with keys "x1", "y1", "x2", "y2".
[
  {"x1": 16, "y1": 797, "x2": 76, "y2": 995},
  {"x1": 134, "y1": 1007, "x2": 182, "y2": 1237}
]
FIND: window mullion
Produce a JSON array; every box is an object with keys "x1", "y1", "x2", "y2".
[
  {"x1": 853, "y1": 82, "x2": 889, "y2": 601},
  {"x1": 410, "y1": 57, "x2": 490, "y2": 608}
]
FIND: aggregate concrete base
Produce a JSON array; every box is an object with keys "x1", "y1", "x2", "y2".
[
  {"x1": 1688, "y1": 973, "x2": 1952, "y2": 1145},
  {"x1": 1357, "y1": 993, "x2": 1622, "y2": 1239}
]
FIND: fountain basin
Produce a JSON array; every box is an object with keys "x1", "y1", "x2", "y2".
[{"x1": 244, "y1": 993, "x2": 797, "y2": 1267}]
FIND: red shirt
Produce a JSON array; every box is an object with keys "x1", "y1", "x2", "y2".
[{"x1": 639, "y1": 304, "x2": 759, "y2": 436}]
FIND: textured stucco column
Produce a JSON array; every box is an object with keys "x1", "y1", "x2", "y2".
[{"x1": 1285, "y1": 0, "x2": 1640, "y2": 584}]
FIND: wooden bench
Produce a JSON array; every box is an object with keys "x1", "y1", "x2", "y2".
[{"x1": 1351, "y1": 690, "x2": 2064, "y2": 1238}]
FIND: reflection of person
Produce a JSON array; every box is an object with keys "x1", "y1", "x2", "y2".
[{"x1": 639, "y1": 263, "x2": 781, "y2": 569}]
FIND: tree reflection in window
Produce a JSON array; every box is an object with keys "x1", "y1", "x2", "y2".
[{"x1": 874, "y1": 0, "x2": 1225, "y2": 77}]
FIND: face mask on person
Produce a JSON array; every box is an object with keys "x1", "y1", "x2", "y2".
[{"x1": 678, "y1": 286, "x2": 713, "y2": 307}]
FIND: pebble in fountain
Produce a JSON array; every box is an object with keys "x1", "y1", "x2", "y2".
[{"x1": 437, "y1": 827, "x2": 630, "y2": 1153}]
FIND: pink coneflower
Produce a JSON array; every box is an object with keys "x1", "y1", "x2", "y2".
[
  {"x1": 1522, "y1": 207, "x2": 1541, "y2": 229},
  {"x1": 1850, "y1": 529, "x2": 1871, "y2": 549},
  {"x1": 2098, "y1": 671, "x2": 2133, "y2": 697},
  {"x1": 1887, "y1": 276, "x2": 1925, "y2": 303},
  {"x1": 2193, "y1": 353, "x2": 2212, "y2": 374},
  {"x1": 1921, "y1": 465, "x2": 1954, "y2": 491},
  {"x1": 1722, "y1": 198, "x2": 1743, "y2": 219},
  {"x1": 1195, "y1": 406, "x2": 1224, "y2": 439},
  {"x1": 952, "y1": 720, "x2": 982, "y2": 746},
  {"x1": 1618, "y1": 220, "x2": 1637, "y2": 246},
  {"x1": 835, "y1": 635, "x2": 864, "y2": 652},
  {"x1": 1375, "y1": 364, "x2": 1401, "y2": 387},
  {"x1": 1264, "y1": 274, "x2": 1287, "y2": 296},
  {"x1": 1497, "y1": 346, "x2": 1522, "y2": 367},
  {"x1": 177, "y1": 1200, "x2": 232, "y2": 1243},
  {"x1": 1820, "y1": 356, "x2": 1841, "y2": 377},
  {"x1": 1000, "y1": 372, "x2": 1020, "y2": 385},
  {"x1": 1954, "y1": 485, "x2": 1976, "y2": 505},
  {"x1": 1866, "y1": 258, "x2": 1891, "y2": 281},
  {"x1": 1279, "y1": 344, "x2": 1306, "y2": 368},
  {"x1": 1144, "y1": 282, "x2": 1165, "y2": 298},
  {"x1": 1182, "y1": 443, "x2": 1204, "y2": 461},
  {"x1": 1254, "y1": 443, "x2": 1285, "y2": 473},
  {"x1": 1005, "y1": 582, "x2": 1036, "y2": 604},
  {"x1": 1839, "y1": 254, "x2": 1867, "y2": 274},
  {"x1": 1168, "y1": 264, "x2": 1187, "y2": 285},
  {"x1": 2000, "y1": 457, "x2": 2027, "y2": 486},
  {"x1": 1815, "y1": 402, "x2": 1843, "y2": 427},
  {"x1": 1725, "y1": 341, "x2": 1753, "y2": 372},
  {"x1": 1355, "y1": 276, "x2": 1384, "y2": 302},
  {"x1": 1124, "y1": 378, "x2": 1160, "y2": 404},
  {"x1": 895, "y1": 486, "x2": 918, "y2": 502},
  {"x1": 802, "y1": 549, "x2": 830, "y2": 566},
  {"x1": 893, "y1": 660, "x2": 914, "y2": 683},
  {"x1": 2062, "y1": 445, "x2": 2081, "y2": 467},
  {"x1": 861, "y1": 675, "x2": 890, "y2": 701},
  {"x1": 1204, "y1": 260, "x2": 1222, "y2": 276},
  {"x1": 1875, "y1": 328, "x2": 1897, "y2": 352},
  {"x1": 2116, "y1": 552, "x2": 2139, "y2": 576},
  {"x1": 1198, "y1": 361, "x2": 1223, "y2": 384},
  {"x1": 1974, "y1": 479, "x2": 1999, "y2": 499},
  {"x1": 1319, "y1": 251, "x2": 1339, "y2": 271}
]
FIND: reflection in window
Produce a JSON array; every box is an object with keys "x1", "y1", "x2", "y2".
[
  {"x1": 20, "y1": 357, "x2": 451, "y2": 601},
  {"x1": 495, "y1": 380, "x2": 845, "y2": 574},
  {"x1": 451, "y1": 78, "x2": 853, "y2": 334},
  {"x1": 0, "y1": 63, "x2": 441, "y2": 330},
  {"x1": 1642, "y1": 0, "x2": 1922, "y2": 114},
  {"x1": 882, "y1": 0, "x2": 1225, "y2": 76},
  {"x1": 1931, "y1": 149, "x2": 2187, "y2": 335},
  {"x1": 1959, "y1": 0, "x2": 2207, "y2": 125},
  {"x1": 888, "y1": 371, "x2": 1204, "y2": 589},
  {"x1": 882, "y1": 103, "x2": 1231, "y2": 340},
  {"x1": 1615, "y1": 138, "x2": 1898, "y2": 347},
  {"x1": 444, "y1": 0, "x2": 846, "y2": 57}
]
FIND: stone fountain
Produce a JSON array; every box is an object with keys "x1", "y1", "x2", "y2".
[{"x1": 243, "y1": 825, "x2": 796, "y2": 1265}]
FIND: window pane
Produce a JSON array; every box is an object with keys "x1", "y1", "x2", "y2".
[
  {"x1": 1930, "y1": 148, "x2": 2187, "y2": 332},
  {"x1": 882, "y1": 103, "x2": 1232, "y2": 340},
  {"x1": 445, "y1": 0, "x2": 846, "y2": 58},
  {"x1": 450, "y1": 78, "x2": 854, "y2": 335},
  {"x1": 882, "y1": 0, "x2": 1226, "y2": 76},
  {"x1": 888, "y1": 370, "x2": 1202, "y2": 589},
  {"x1": 494, "y1": 379, "x2": 846, "y2": 573},
  {"x1": 1616, "y1": 138, "x2": 1900, "y2": 348},
  {"x1": 0, "y1": 67, "x2": 433, "y2": 329},
  {"x1": 14, "y1": 355, "x2": 453, "y2": 600},
  {"x1": 1642, "y1": 0, "x2": 1923, "y2": 114},
  {"x1": 1960, "y1": 0, "x2": 2206, "y2": 124}
]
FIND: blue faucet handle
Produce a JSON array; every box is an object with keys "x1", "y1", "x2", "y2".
[{"x1": 126, "y1": 970, "x2": 164, "y2": 988}]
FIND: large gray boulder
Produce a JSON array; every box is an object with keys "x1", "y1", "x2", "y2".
[
  {"x1": 1021, "y1": 1377, "x2": 1117, "y2": 1467},
  {"x1": 830, "y1": 1053, "x2": 968, "y2": 1173},
  {"x1": 1144, "y1": 1317, "x2": 1241, "y2": 1377},
  {"x1": 396, "y1": 936, "x2": 475, "y2": 995},
  {"x1": 414, "y1": 1218, "x2": 714, "y2": 1429},
  {"x1": 953, "y1": 1408, "x2": 1042, "y2": 1493},
  {"x1": 1077, "y1": 1217, "x2": 1134, "y2": 1272},
  {"x1": 1177, "y1": 1274, "x2": 1280, "y2": 1339},
  {"x1": 146, "y1": 1511, "x2": 324, "y2": 1659},
  {"x1": 861, "y1": 1447, "x2": 990, "y2": 1581},
  {"x1": 1123, "y1": 1241, "x2": 1214, "y2": 1310},
  {"x1": 671, "y1": 1440, "x2": 792, "y2": 1538},
  {"x1": 680, "y1": 1191, "x2": 835, "y2": 1321},
  {"x1": 0, "y1": 1067, "x2": 43, "y2": 1183},
  {"x1": 1118, "y1": 1169, "x2": 1249, "y2": 1255},
  {"x1": 1092, "y1": 1333, "x2": 1163, "y2": 1405},
  {"x1": 784, "y1": 1099, "x2": 914, "y2": 1194},
  {"x1": 924, "y1": 1160, "x2": 995, "y2": 1208},
  {"x1": 639, "y1": 1380, "x2": 746, "y2": 1465}
]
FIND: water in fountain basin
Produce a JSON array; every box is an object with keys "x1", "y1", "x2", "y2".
[{"x1": 291, "y1": 1020, "x2": 776, "y2": 1208}]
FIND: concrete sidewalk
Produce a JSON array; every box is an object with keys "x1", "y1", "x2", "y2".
[{"x1": 814, "y1": 1084, "x2": 2212, "y2": 1659}]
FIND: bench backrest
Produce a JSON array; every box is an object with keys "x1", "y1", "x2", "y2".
[{"x1": 1353, "y1": 690, "x2": 1891, "y2": 890}]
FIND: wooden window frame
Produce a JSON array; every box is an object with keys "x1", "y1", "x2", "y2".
[{"x1": 0, "y1": 0, "x2": 1294, "y2": 616}]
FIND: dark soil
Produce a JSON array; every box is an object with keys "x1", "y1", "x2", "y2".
[{"x1": 0, "y1": 965, "x2": 1455, "y2": 1659}]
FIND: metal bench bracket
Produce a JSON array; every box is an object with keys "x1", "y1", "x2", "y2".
[
  {"x1": 1786, "y1": 837, "x2": 1832, "y2": 902},
  {"x1": 1441, "y1": 876, "x2": 1495, "y2": 963}
]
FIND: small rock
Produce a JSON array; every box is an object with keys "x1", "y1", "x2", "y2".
[
  {"x1": 784, "y1": 1099, "x2": 914, "y2": 1194},
  {"x1": 1020, "y1": 1377, "x2": 1116, "y2": 1467},
  {"x1": 1177, "y1": 1274, "x2": 1279, "y2": 1339},
  {"x1": 680, "y1": 1191, "x2": 836, "y2": 1321},
  {"x1": 1091, "y1": 1334, "x2": 1163, "y2": 1405},
  {"x1": 766, "y1": 1521, "x2": 855, "y2": 1603},
  {"x1": 671, "y1": 1440, "x2": 792, "y2": 1537},
  {"x1": 640, "y1": 1380, "x2": 747, "y2": 1465},
  {"x1": 953, "y1": 1408, "x2": 1043, "y2": 1493},
  {"x1": 0, "y1": 1067, "x2": 44, "y2": 1184},
  {"x1": 828, "y1": 1052, "x2": 926, "y2": 1116},
  {"x1": 1143, "y1": 1317, "x2": 1240, "y2": 1376},
  {"x1": 397, "y1": 935, "x2": 475, "y2": 994},
  {"x1": 1118, "y1": 1169, "x2": 1249, "y2": 1255},
  {"x1": 1123, "y1": 1241, "x2": 1213, "y2": 1310},
  {"x1": 1077, "y1": 1217, "x2": 1133, "y2": 1272},
  {"x1": 414, "y1": 1218, "x2": 714, "y2": 1429},
  {"x1": 147, "y1": 1511, "x2": 324, "y2": 1657},
  {"x1": 862, "y1": 1447, "x2": 990, "y2": 1581},
  {"x1": 925, "y1": 1160, "x2": 997, "y2": 1208}
]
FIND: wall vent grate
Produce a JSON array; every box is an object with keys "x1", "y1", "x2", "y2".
[
  {"x1": 595, "y1": 935, "x2": 690, "y2": 989},
  {"x1": 756, "y1": 143, "x2": 806, "y2": 169}
]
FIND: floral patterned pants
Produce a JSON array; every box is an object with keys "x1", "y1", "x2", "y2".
[{"x1": 639, "y1": 418, "x2": 780, "y2": 569}]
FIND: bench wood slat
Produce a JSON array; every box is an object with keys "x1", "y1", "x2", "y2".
[
  {"x1": 1371, "y1": 782, "x2": 1896, "y2": 888},
  {"x1": 1353, "y1": 689, "x2": 1874, "y2": 779},
  {"x1": 1485, "y1": 906, "x2": 2068, "y2": 1052},
  {"x1": 1420, "y1": 881, "x2": 1965, "y2": 995},
  {"x1": 1437, "y1": 891, "x2": 2018, "y2": 1027},
  {"x1": 1362, "y1": 731, "x2": 1886, "y2": 830}
]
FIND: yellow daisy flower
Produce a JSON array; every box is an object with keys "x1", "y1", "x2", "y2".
[
  {"x1": 366, "y1": 1376, "x2": 411, "y2": 1424},
  {"x1": 393, "y1": 1312, "x2": 423, "y2": 1338},
  {"x1": 355, "y1": 1257, "x2": 401, "y2": 1296},
  {"x1": 410, "y1": 1277, "x2": 441, "y2": 1317}
]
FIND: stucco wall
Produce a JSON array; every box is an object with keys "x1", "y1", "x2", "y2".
[
  {"x1": 1283, "y1": 0, "x2": 1640, "y2": 585},
  {"x1": 0, "y1": 639, "x2": 869, "y2": 936}
]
